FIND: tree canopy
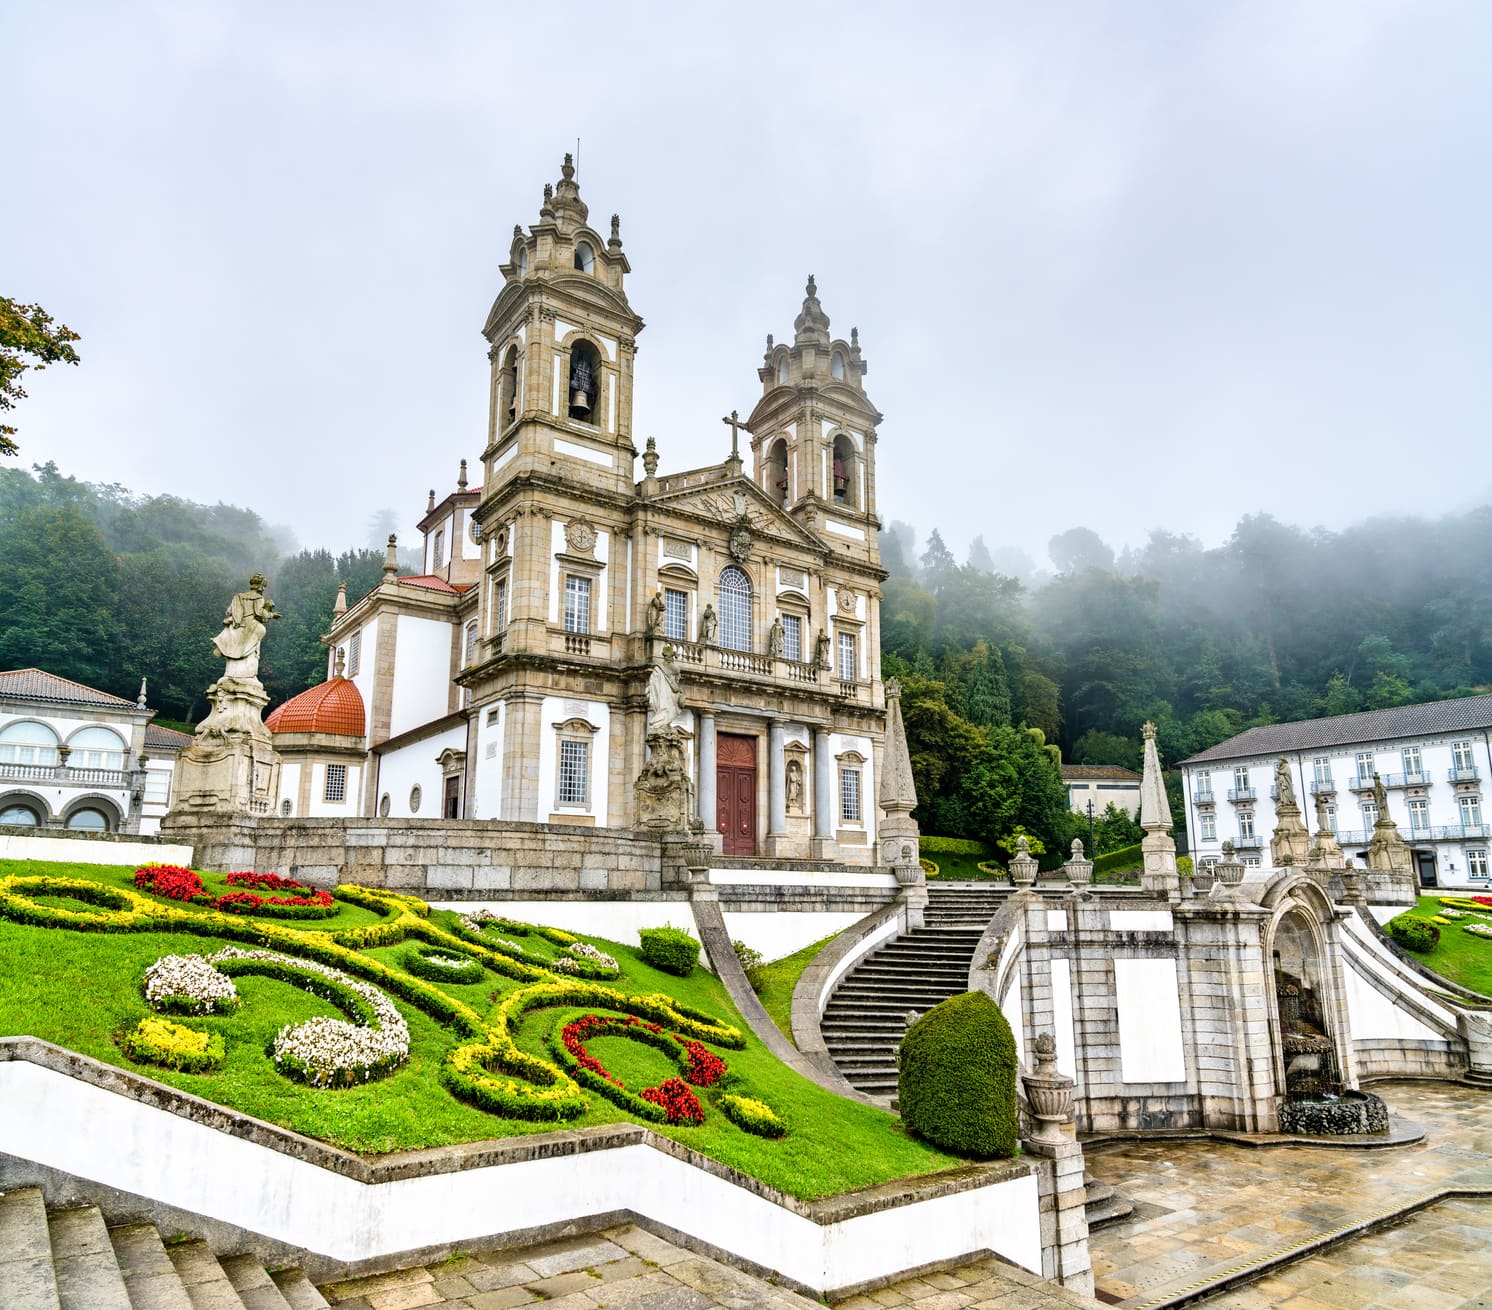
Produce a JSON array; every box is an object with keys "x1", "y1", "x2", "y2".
[{"x1": 0, "y1": 298, "x2": 80, "y2": 455}]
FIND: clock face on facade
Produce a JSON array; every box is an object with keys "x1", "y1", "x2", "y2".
[
  {"x1": 728, "y1": 524, "x2": 752, "y2": 562},
  {"x1": 566, "y1": 519, "x2": 597, "y2": 554}
]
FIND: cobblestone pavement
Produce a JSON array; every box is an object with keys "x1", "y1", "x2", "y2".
[
  {"x1": 320, "y1": 1224, "x2": 1095, "y2": 1310},
  {"x1": 1084, "y1": 1080, "x2": 1492, "y2": 1309}
]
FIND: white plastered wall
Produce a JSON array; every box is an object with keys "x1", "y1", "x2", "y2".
[
  {"x1": 471, "y1": 701, "x2": 505, "y2": 820},
  {"x1": 537, "y1": 697, "x2": 610, "y2": 826},
  {"x1": 1114, "y1": 959, "x2": 1187, "y2": 1084},
  {"x1": 828, "y1": 732, "x2": 876, "y2": 845},
  {"x1": 389, "y1": 615, "x2": 455, "y2": 738},
  {"x1": 378, "y1": 724, "x2": 466, "y2": 819}
]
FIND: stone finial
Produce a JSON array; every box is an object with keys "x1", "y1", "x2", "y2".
[
  {"x1": 562, "y1": 152, "x2": 574, "y2": 180},
  {"x1": 851, "y1": 326, "x2": 860, "y2": 348},
  {"x1": 426, "y1": 488, "x2": 436, "y2": 512},
  {"x1": 794, "y1": 273, "x2": 830, "y2": 346},
  {"x1": 513, "y1": 223, "x2": 522, "y2": 239},
  {"x1": 642, "y1": 435, "x2": 659, "y2": 477},
  {"x1": 1065, "y1": 836, "x2": 1093, "y2": 887},
  {"x1": 332, "y1": 581, "x2": 347, "y2": 618},
  {"x1": 136, "y1": 676, "x2": 148, "y2": 707},
  {"x1": 543, "y1": 182, "x2": 553, "y2": 201},
  {"x1": 877, "y1": 676, "x2": 918, "y2": 817},
  {"x1": 886, "y1": 676, "x2": 902, "y2": 699},
  {"x1": 334, "y1": 647, "x2": 346, "y2": 679},
  {"x1": 1022, "y1": 1031, "x2": 1075, "y2": 1145},
  {"x1": 458, "y1": 459, "x2": 468, "y2": 490},
  {"x1": 610, "y1": 213, "x2": 621, "y2": 244},
  {"x1": 806, "y1": 274, "x2": 816, "y2": 298},
  {"x1": 1139, "y1": 721, "x2": 1172, "y2": 833},
  {"x1": 383, "y1": 533, "x2": 399, "y2": 580}
]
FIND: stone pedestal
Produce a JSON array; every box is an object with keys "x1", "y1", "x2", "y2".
[
  {"x1": 1271, "y1": 800, "x2": 1311, "y2": 868},
  {"x1": 169, "y1": 675, "x2": 281, "y2": 816},
  {"x1": 1022, "y1": 1039, "x2": 1092, "y2": 1297},
  {"x1": 635, "y1": 729, "x2": 695, "y2": 835},
  {"x1": 1140, "y1": 830, "x2": 1180, "y2": 902}
]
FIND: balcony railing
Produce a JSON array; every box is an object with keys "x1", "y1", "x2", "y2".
[
  {"x1": 1233, "y1": 833, "x2": 1263, "y2": 849},
  {"x1": 1226, "y1": 787, "x2": 1256, "y2": 803},
  {"x1": 0, "y1": 762, "x2": 131, "y2": 788},
  {"x1": 1381, "y1": 771, "x2": 1432, "y2": 788},
  {"x1": 1194, "y1": 790, "x2": 1216, "y2": 805},
  {"x1": 1449, "y1": 766, "x2": 1481, "y2": 783},
  {"x1": 1309, "y1": 779, "x2": 1337, "y2": 795},
  {"x1": 1349, "y1": 775, "x2": 1378, "y2": 792},
  {"x1": 1333, "y1": 829, "x2": 1372, "y2": 845}
]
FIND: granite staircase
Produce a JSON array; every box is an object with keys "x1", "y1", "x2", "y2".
[
  {"x1": 0, "y1": 1186, "x2": 329, "y2": 1310},
  {"x1": 820, "y1": 882, "x2": 1008, "y2": 1099}
]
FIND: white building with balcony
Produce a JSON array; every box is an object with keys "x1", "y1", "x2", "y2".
[
  {"x1": 1180, "y1": 694, "x2": 1492, "y2": 890},
  {"x1": 0, "y1": 669, "x2": 191, "y2": 836}
]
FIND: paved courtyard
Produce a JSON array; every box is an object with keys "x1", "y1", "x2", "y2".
[{"x1": 1085, "y1": 1080, "x2": 1492, "y2": 1309}]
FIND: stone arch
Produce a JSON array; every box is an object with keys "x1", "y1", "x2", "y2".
[
  {"x1": 1263, "y1": 891, "x2": 1349, "y2": 1102},
  {"x1": 0, "y1": 789, "x2": 53, "y2": 826},
  {"x1": 59, "y1": 793, "x2": 123, "y2": 832}
]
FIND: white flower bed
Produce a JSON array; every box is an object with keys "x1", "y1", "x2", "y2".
[
  {"x1": 1440, "y1": 909, "x2": 1467, "y2": 919},
  {"x1": 1466, "y1": 923, "x2": 1492, "y2": 939},
  {"x1": 569, "y1": 941, "x2": 619, "y2": 971},
  {"x1": 143, "y1": 954, "x2": 240, "y2": 1014},
  {"x1": 210, "y1": 947, "x2": 410, "y2": 1087}
]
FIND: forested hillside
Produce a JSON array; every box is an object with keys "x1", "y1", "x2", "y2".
[{"x1": 3, "y1": 461, "x2": 1488, "y2": 858}]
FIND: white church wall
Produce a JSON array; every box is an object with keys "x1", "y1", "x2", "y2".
[
  {"x1": 829, "y1": 732, "x2": 876, "y2": 844},
  {"x1": 345, "y1": 615, "x2": 379, "y2": 707},
  {"x1": 546, "y1": 521, "x2": 610, "y2": 634},
  {"x1": 305, "y1": 761, "x2": 364, "y2": 819},
  {"x1": 378, "y1": 724, "x2": 466, "y2": 820},
  {"x1": 471, "y1": 702, "x2": 505, "y2": 820},
  {"x1": 720, "y1": 910, "x2": 863, "y2": 962},
  {"x1": 1114, "y1": 959, "x2": 1187, "y2": 1084},
  {"x1": 277, "y1": 761, "x2": 302, "y2": 814},
  {"x1": 389, "y1": 616, "x2": 454, "y2": 739},
  {"x1": 536, "y1": 697, "x2": 609, "y2": 827}
]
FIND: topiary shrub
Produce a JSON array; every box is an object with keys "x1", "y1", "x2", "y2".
[
  {"x1": 898, "y1": 991, "x2": 1018, "y2": 1159},
  {"x1": 638, "y1": 925, "x2": 700, "y2": 977},
  {"x1": 1387, "y1": 913, "x2": 1441, "y2": 954}
]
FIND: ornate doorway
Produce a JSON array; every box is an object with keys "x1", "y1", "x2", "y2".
[{"x1": 717, "y1": 733, "x2": 757, "y2": 856}]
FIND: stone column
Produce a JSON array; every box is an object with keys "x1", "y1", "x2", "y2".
[
  {"x1": 697, "y1": 711, "x2": 718, "y2": 841},
  {"x1": 767, "y1": 720, "x2": 788, "y2": 854},
  {"x1": 813, "y1": 726, "x2": 834, "y2": 858}
]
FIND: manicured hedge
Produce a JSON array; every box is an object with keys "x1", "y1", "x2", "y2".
[
  {"x1": 1093, "y1": 844, "x2": 1142, "y2": 874},
  {"x1": 1387, "y1": 913, "x2": 1441, "y2": 953},
  {"x1": 638, "y1": 925, "x2": 700, "y2": 977},
  {"x1": 898, "y1": 991, "x2": 1018, "y2": 1159},
  {"x1": 919, "y1": 836, "x2": 990, "y2": 856}
]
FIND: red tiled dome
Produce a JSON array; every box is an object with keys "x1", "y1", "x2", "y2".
[{"x1": 266, "y1": 678, "x2": 366, "y2": 737}]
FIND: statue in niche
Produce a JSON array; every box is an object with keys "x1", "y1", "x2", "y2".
[
  {"x1": 786, "y1": 758, "x2": 804, "y2": 814},
  {"x1": 646, "y1": 645, "x2": 683, "y2": 736},
  {"x1": 699, "y1": 603, "x2": 717, "y2": 645},
  {"x1": 814, "y1": 629, "x2": 831, "y2": 670},
  {"x1": 645, "y1": 589, "x2": 666, "y2": 636},
  {"x1": 1275, "y1": 757, "x2": 1297, "y2": 809},
  {"x1": 767, "y1": 615, "x2": 785, "y2": 657},
  {"x1": 212, "y1": 573, "x2": 279, "y2": 680}
]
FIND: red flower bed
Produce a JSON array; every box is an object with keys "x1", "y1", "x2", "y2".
[
  {"x1": 676, "y1": 1038, "x2": 726, "y2": 1087},
  {"x1": 641, "y1": 1077, "x2": 704, "y2": 1124},
  {"x1": 1474, "y1": 896, "x2": 1492, "y2": 908},
  {"x1": 134, "y1": 865, "x2": 209, "y2": 903},
  {"x1": 133, "y1": 865, "x2": 333, "y2": 915}
]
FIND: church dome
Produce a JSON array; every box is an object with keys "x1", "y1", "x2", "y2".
[{"x1": 266, "y1": 678, "x2": 365, "y2": 737}]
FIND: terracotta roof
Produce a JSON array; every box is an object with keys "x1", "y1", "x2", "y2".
[
  {"x1": 266, "y1": 678, "x2": 366, "y2": 737},
  {"x1": 1061, "y1": 765, "x2": 1140, "y2": 782},
  {"x1": 0, "y1": 668, "x2": 138, "y2": 709},
  {"x1": 145, "y1": 724, "x2": 193, "y2": 752},
  {"x1": 1180, "y1": 693, "x2": 1492, "y2": 765},
  {"x1": 398, "y1": 574, "x2": 474, "y2": 594}
]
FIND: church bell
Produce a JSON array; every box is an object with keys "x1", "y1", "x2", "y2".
[{"x1": 570, "y1": 388, "x2": 591, "y2": 415}]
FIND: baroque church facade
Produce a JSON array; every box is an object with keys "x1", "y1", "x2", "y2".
[{"x1": 267, "y1": 157, "x2": 889, "y2": 862}]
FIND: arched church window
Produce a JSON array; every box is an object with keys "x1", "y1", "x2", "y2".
[
  {"x1": 568, "y1": 340, "x2": 601, "y2": 422},
  {"x1": 501, "y1": 345, "x2": 520, "y2": 427},
  {"x1": 574, "y1": 241, "x2": 595, "y2": 274},
  {"x1": 66, "y1": 807, "x2": 110, "y2": 832},
  {"x1": 68, "y1": 726, "x2": 126, "y2": 771},
  {"x1": 515, "y1": 247, "x2": 528, "y2": 277},
  {"x1": 0, "y1": 802, "x2": 41, "y2": 826},
  {"x1": 766, "y1": 439, "x2": 789, "y2": 505},
  {"x1": 832, "y1": 433, "x2": 857, "y2": 507},
  {"x1": 831, "y1": 351, "x2": 846, "y2": 380},
  {"x1": 0, "y1": 721, "x2": 59, "y2": 767},
  {"x1": 777, "y1": 356, "x2": 790, "y2": 386},
  {"x1": 718, "y1": 566, "x2": 753, "y2": 652}
]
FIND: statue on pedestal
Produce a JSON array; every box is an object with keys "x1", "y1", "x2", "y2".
[
  {"x1": 645, "y1": 589, "x2": 666, "y2": 637},
  {"x1": 635, "y1": 646, "x2": 693, "y2": 832},
  {"x1": 1270, "y1": 755, "x2": 1311, "y2": 868},
  {"x1": 699, "y1": 603, "x2": 717, "y2": 646}
]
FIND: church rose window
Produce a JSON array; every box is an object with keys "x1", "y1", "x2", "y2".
[{"x1": 718, "y1": 567, "x2": 752, "y2": 652}]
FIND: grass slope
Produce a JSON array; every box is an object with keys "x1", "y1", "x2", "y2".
[
  {"x1": 1406, "y1": 894, "x2": 1492, "y2": 998},
  {"x1": 0, "y1": 859, "x2": 956, "y2": 1199},
  {"x1": 751, "y1": 934, "x2": 837, "y2": 1043}
]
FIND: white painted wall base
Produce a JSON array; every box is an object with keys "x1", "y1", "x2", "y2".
[
  {"x1": 0, "y1": 1059, "x2": 1042, "y2": 1295},
  {"x1": 0, "y1": 833, "x2": 194, "y2": 868}
]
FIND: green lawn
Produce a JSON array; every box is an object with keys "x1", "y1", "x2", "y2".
[
  {"x1": 751, "y1": 934, "x2": 837, "y2": 1043},
  {"x1": 0, "y1": 859, "x2": 958, "y2": 1199},
  {"x1": 923, "y1": 852, "x2": 1002, "y2": 880},
  {"x1": 1404, "y1": 894, "x2": 1492, "y2": 999}
]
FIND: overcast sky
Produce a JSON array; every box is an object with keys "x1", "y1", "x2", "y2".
[{"x1": 6, "y1": 1, "x2": 1490, "y2": 572}]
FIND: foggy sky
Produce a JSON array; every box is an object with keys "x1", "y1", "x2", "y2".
[{"x1": 6, "y1": 2, "x2": 1490, "y2": 568}]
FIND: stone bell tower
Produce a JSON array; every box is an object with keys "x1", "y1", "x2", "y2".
[
  {"x1": 746, "y1": 277, "x2": 882, "y2": 564},
  {"x1": 476, "y1": 154, "x2": 646, "y2": 503}
]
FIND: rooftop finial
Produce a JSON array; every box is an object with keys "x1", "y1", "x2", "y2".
[
  {"x1": 427, "y1": 488, "x2": 435, "y2": 512},
  {"x1": 458, "y1": 459, "x2": 468, "y2": 490},
  {"x1": 806, "y1": 273, "x2": 817, "y2": 298},
  {"x1": 334, "y1": 647, "x2": 346, "y2": 679},
  {"x1": 562, "y1": 152, "x2": 574, "y2": 181},
  {"x1": 851, "y1": 326, "x2": 859, "y2": 347},
  {"x1": 137, "y1": 676, "x2": 148, "y2": 708},
  {"x1": 611, "y1": 213, "x2": 620, "y2": 239},
  {"x1": 383, "y1": 534, "x2": 399, "y2": 580},
  {"x1": 543, "y1": 182, "x2": 553, "y2": 202},
  {"x1": 642, "y1": 435, "x2": 659, "y2": 478},
  {"x1": 332, "y1": 581, "x2": 347, "y2": 618},
  {"x1": 766, "y1": 333, "x2": 774, "y2": 349}
]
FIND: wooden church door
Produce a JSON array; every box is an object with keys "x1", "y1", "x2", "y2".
[{"x1": 716, "y1": 733, "x2": 757, "y2": 856}]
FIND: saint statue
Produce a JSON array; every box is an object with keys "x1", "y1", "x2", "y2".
[
  {"x1": 786, "y1": 758, "x2": 804, "y2": 813},
  {"x1": 814, "y1": 629, "x2": 831, "y2": 670},
  {"x1": 646, "y1": 645, "x2": 683, "y2": 736},
  {"x1": 1372, "y1": 772, "x2": 1389, "y2": 819},
  {"x1": 767, "y1": 615, "x2": 785, "y2": 658},
  {"x1": 699, "y1": 603, "x2": 717, "y2": 645},
  {"x1": 212, "y1": 573, "x2": 279, "y2": 679},
  {"x1": 1314, "y1": 788, "x2": 1333, "y2": 834},
  {"x1": 1275, "y1": 757, "x2": 1296, "y2": 809},
  {"x1": 645, "y1": 589, "x2": 667, "y2": 636}
]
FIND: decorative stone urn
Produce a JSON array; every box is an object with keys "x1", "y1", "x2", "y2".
[
  {"x1": 1021, "y1": 1032, "x2": 1074, "y2": 1145},
  {"x1": 1063, "y1": 838, "x2": 1093, "y2": 887},
  {"x1": 1213, "y1": 841, "x2": 1246, "y2": 889},
  {"x1": 1009, "y1": 835, "x2": 1039, "y2": 889},
  {"x1": 682, "y1": 840, "x2": 714, "y2": 887}
]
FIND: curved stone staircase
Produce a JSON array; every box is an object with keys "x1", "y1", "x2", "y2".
[{"x1": 0, "y1": 1186, "x2": 328, "y2": 1310}]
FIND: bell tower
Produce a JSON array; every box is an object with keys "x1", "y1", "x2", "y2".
[
  {"x1": 745, "y1": 277, "x2": 881, "y2": 559},
  {"x1": 476, "y1": 155, "x2": 645, "y2": 502}
]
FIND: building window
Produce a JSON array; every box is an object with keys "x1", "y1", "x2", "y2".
[
  {"x1": 1408, "y1": 797, "x2": 1429, "y2": 833},
  {"x1": 777, "y1": 356, "x2": 789, "y2": 385},
  {"x1": 1238, "y1": 810, "x2": 1255, "y2": 839},
  {"x1": 664, "y1": 588, "x2": 689, "y2": 642},
  {"x1": 831, "y1": 350, "x2": 846, "y2": 380},
  {"x1": 1460, "y1": 794, "x2": 1483, "y2": 831},
  {"x1": 144, "y1": 770, "x2": 171, "y2": 805},
  {"x1": 1469, "y1": 849, "x2": 1489, "y2": 880},
  {"x1": 1356, "y1": 751, "x2": 1375, "y2": 784},
  {"x1": 574, "y1": 240, "x2": 595, "y2": 274},
  {"x1": 324, "y1": 763, "x2": 347, "y2": 803},
  {"x1": 0, "y1": 803, "x2": 41, "y2": 826},
  {"x1": 1200, "y1": 811, "x2": 1216, "y2": 841},
  {"x1": 348, "y1": 629, "x2": 362, "y2": 677},
  {"x1": 1312, "y1": 757, "x2": 1332, "y2": 787},
  {"x1": 1195, "y1": 769, "x2": 1212, "y2": 801},
  {"x1": 568, "y1": 340, "x2": 601, "y2": 420},
  {"x1": 493, "y1": 578, "x2": 508, "y2": 633},
  {"x1": 66, "y1": 807, "x2": 109, "y2": 832},
  {"x1": 1232, "y1": 765, "x2": 1250, "y2": 794},
  {"x1": 0, "y1": 721, "x2": 60, "y2": 766},
  {"x1": 832, "y1": 434, "x2": 856, "y2": 507},
  {"x1": 1362, "y1": 800, "x2": 1378, "y2": 827},
  {"x1": 840, "y1": 767, "x2": 862, "y2": 822},
  {"x1": 281, "y1": 799, "x2": 293, "y2": 816},
  {"x1": 410, "y1": 784, "x2": 422, "y2": 813},
  {"x1": 433, "y1": 529, "x2": 446, "y2": 570},
  {"x1": 69, "y1": 727, "x2": 126, "y2": 771},
  {"x1": 1325, "y1": 804, "x2": 1338, "y2": 834},
  {"x1": 1453, "y1": 740, "x2": 1475, "y2": 773},
  {"x1": 837, "y1": 631, "x2": 856, "y2": 681},
  {"x1": 564, "y1": 575, "x2": 592, "y2": 634},
  {"x1": 558, "y1": 739, "x2": 590, "y2": 806},
  {"x1": 718, "y1": 566, "x2": 752, "y2": 651},
  {"x1": 465, "y1": 621, "x2": 479, "y2": 665},
  {"x1": 1402, "y1": 745, "x2": 1423, "y2": 778},
  {"x1": 781, "y1": 613, "x2": 802, "y2": 663},
  {"x1": 1242, "y1": 856, "x2": 1262, "y2": 868}
]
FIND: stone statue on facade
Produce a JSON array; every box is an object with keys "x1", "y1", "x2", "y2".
[
  {"x1": 814, "y1": 629, "x2": 831, "y2": 670},
  {"x1": 767, "y1": 615, "x2": 785, "y2": 658},
  {"x1": 1372, "y1": 771, "x2": 1390, "y2": 817},
  {"x1": 646, "y1": 645, "x2": 683, "y2": 736},
  {"x1": 212, "y1": 573, "x2": 279, "y2": 679},
  {"x1": 636, "y1": 645, "x2": 693, "y2": 833},
  {"x1": 1275, "y1": 757, "x2": 1296, "y2": 809},
  {"x1": 1270, "y1": 754, "x2": 1311, "y2": 868},
  {"x1": 645, "y1": 589, "x2": 666, "y2": 637},
  {"x1": 786, "y1": 758, "x2": 804, "y2": 814},
  {"x1": 699, "y1": 603, "x2": 717, "y2": 645}
]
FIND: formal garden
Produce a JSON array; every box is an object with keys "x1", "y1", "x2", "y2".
[
  {"x1": 0, "y1": 857, "x2": 1004, "y2": 1200},
  {"x1": 1385, "y1": 894, "x2": 1492, "y2": 997}
]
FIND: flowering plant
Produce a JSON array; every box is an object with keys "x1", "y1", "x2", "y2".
[
  {"x1": 714, "y1": 1092, "x2": 786, "y2": 1138},
  {"x1": 642, "y1": 1077, "x2": 704, "y2": 1124},
  {"x1": 144, "y1": 953, "x2": 240, "y2": 1014},
  {"x1": 119, "y1": 1016, "x2": 225, "y2": 1073},
  {"x1": 135, "y1": 865, "x2": 210, "y2": 903}
]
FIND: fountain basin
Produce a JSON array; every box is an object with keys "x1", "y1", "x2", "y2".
[{"x1": 1278, "y1": 1088, "x2": 1389, "y2": 1136}]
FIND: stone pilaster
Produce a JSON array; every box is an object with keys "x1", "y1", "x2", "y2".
[
  {"x1": 697, "y1": 711, "x2": 718, "y2": 841},
  {"x1": 812, "y1": 726, "x2": 833, "y2": 858},
  {"x1": 766, "y1": 719, "x2": 788, "y2": 855}
]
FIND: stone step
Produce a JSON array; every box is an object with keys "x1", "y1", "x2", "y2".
[
  {"x1": 221, "y1": 1253, "x2": 295, "y2": 1310},
  {"x1": 1084, "y1": 1192, "x2": 1134, "y2": 1230},
  {"x1": 167, "y1": 1240, "x2": 249, "y2": 1310},
  {"x1": 0, "y1": 1187, "x2": 62, "y2": 1310},
  {"x1": 110, "y1": 1222, "x2": 196, "y2": 1310},
  {"x1": 48, "y1": 1206, "x2": 131, "y2": 1310},
  {"x1": 269, "y1": 1269, "x2": 331, "y2": 1310}
]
